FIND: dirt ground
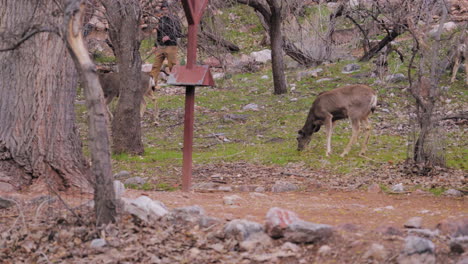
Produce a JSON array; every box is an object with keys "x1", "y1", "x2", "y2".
[
  {"x1": 125, "y1": 188, "x2": 467, "y2": 231},
  {"x1": 1, "y1": 162, "x2": 467, "y2": 263}
]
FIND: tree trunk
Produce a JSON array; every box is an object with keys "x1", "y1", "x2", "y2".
[
  {"x1": 62, "y1": 0, "x2": 116, "y2": 225},
  {"x1": 103, "y1": 0, "x2": 145, "y2": 155},
  {"x1": 0, "y1": 0, "x2": 92, "y2": 192},
  {"x1": 268, "y1": 0, "x2": 287, "y2": 95}
]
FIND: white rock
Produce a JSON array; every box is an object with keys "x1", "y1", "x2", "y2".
[
  {"x1": 122, "y1": 196, "x2": 169, "y2": 222},
  {"x1": 250, "y1": 49, "x2": 272, "y2": 63}
]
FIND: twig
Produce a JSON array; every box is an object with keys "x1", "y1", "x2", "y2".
[
  {"x1": 38, "y1": 250, "x2": 53, "y2": 264},
  {"x1": 34, "y1": 197, "x2": 55, "y2": 224},
  {"x1": 4, "y1": 198, "x2": 27, "y2": 234},
  {"x1": 45, "y1": 180, "x2": 83, "y2": 225}
]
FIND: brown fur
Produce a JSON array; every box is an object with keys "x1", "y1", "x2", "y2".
[
  {"x1": 98, "y1": 72, "x2": 158, "y2": 122},
  {"x1": 297, "y1": 84, "x2": 377, "y2": 157}
]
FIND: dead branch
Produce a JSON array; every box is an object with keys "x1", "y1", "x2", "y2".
[{"x1": 0, "y1": 27, "x2": 58, "y2": 52}]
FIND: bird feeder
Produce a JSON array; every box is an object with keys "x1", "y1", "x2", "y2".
[{"x1": 167, "y1": 0, "x2": 214, "y2": 192}]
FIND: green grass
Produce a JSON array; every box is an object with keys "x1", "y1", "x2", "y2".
[{"x1": 75, "y1": 3, "x2": 467, "y2": 191}]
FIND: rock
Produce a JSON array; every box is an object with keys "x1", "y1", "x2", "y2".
[
  {"x1": 428, "y1": 22, "x2": 458, "y2": 36},
  {"x1": 403, "y1": 236, "x2": 435, "y2": 255},
  {"x1": 385, "y1": 73, "x2": 406, "y2": 83},
  {"x1": 122, "y1": 196, "x2": 168, "y2": 222},
  {"x1": 124, "y1": 176, "x2": 146, "y2": 186},
  {"x1": 271, "y1": 181, "x2": 299, "y2": 193},
  {"x1": 236, "y1": 185, "x2": 258, "y2": 192},
  {"x1": 165, "y1": 205, "x2": 219, "y2": 228},
  {"x1": 0, "y1": 181, "x2": 15, "y2": 192},
  {"x1": 114, "y1": 170, "x2": 131, "y2": 179},
  {"x1": 404, "y1": 217, "x2": 423, "y2": 229},
  {"x1": 436, "y1": 218, "x2": 468, "y2": 237},
  {"x1": 265, "y1": 205, "x2": 332, "y2": 244},
  {"x1": 444, "y1": 189, "x2": 463, "y2": 197},
  {"x1": 254, "y1": 186, "x2": 266, "y2": 192},
  {"x1": 283, "y1": 220, "x2": 333, "y2": 243},
  {"x1": 223, "y1": 195, "x2": 242, "y2": 206},
  {"x1": 408, "y1": 229, "x2": 440, "y2": 238},
  {"x1": 90, "y1": 238, "x2": 107, "y2": 250},
  {"x1": 457, "y1": 256, "x2": 468, "y2": 264},
  {"x1": 265, "y1": 207, "x2": 301, "y2": 238},
  {"x1": 450, "y1": 236, "x2": 468, "y2": 254},
  {"x1": 391, "y1": 183, "x2": 405, "y2": 192},
  {"x1": 281, "y1": 242, "x2": 301, "y2": 252},
  {"x1": 250, "y1": 49, "x2": 271, "y2": 63},
  {"x1": 342, "y1": 63, "x2": 361, "y2": 73},
  {"x1": 316, "y1": 78, "x2": 333, "y2": 83},
  {"x1": 249, "y1": 192, "x2": 268, "y2": 198},
  {"x1": 296, "y1": 68, "x2": 323, "y2": 80},
  {"x1": 213, "y1": 72, "x2": 225, "y2": 80},
  {"x1": 397, "y1": 253, "x2": 436, "y2": 264},
  {"x1": 224, "y1": 219, "x2": 264, "y2": 241},
  {"x1": 203, "y1": 57, "x2": 221, "y2": 67},
  {"x1": 0, "y1": 197, "x2": 14, "y2": 209},
  {"x1": 318, "y1": 245, "x2": 332, "y2": 256},
  {"x1": 223, "y1": 114, "x2": 248, "y2": 122},
  {"x1": 367, "y1": 183, "x2": 382, "y2": 193},
  {"x1": 261, "y1": 75, "x2": 269, "y2": 79},
  {"x1": 397, "y1": 236, "x2": 436, "y2": 264},
  {"x1": 242, "y1": 103, "x2": 259, "y2": 111},
  {"x1": 218, "y1": 186, "x2": 233, "y2": 192},
  {"x1": 113, "y1": 180, "x2": 125, "y2": 200},
  {"x1": 376, "y1": 225, "x2": 404, "y2": 236},
  {"x1": 192, "y1": 182, "x2": 218, "y2": 191},
  {"x1": 239, "y1": 232, "x2": 273, "y2": 252},
  {"x1": 363, "y1": 243, "x2": 387, "y2": 261}
]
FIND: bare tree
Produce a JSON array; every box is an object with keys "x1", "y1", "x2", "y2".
[
  {"x1": 63, "y1": 0, "x2": 116, "y2": 225},
  {"x1": 0, "y1": 0, "x2": 92, "y2": 192},
  {"x1": 236, "y1": 0, "x2": 289, "y2": 94},
  {"x1": 101, "y1": 0, "x2": 145, "y2": 155},
  {"x1": 406, "y1": 0, "x2": 453, "y2": 169},
  {"x1": 0, "y1": 0, "x2": 116, "y2": 225}
]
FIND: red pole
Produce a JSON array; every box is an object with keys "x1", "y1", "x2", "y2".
[
  {"x1": 186, "y1": 24, "x2": 197, "y2": 69},
  {"x1": 182, "y1": 85, "x2": 195, "y2": 191}
]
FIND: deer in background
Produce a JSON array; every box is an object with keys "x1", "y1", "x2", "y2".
[
  {"x1": 297, "y1": 84, "x2": 377, "y2": 157},
  {"x1": 98, "y1": 72, "x2": 158, "y2": 123}
]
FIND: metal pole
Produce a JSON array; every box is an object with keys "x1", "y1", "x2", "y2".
[
  {"x1": 182, "y1": 85, "x2": 195, "y2": 191},
  {"x1": 186, "y1": 24, "x2": 197, "y2": 69}
]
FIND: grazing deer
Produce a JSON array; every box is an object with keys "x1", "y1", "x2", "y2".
[
  {"x1": 98, "y1": 72, "x2": 158, "y2": 122},
  {"x1": 297, "y1": 84, "x2": 377, "y2": 157}
]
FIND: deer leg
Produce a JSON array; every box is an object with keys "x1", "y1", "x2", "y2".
[
  {"x1": 140, "y1": 96, "x2": 147, "y2": 118},
  {"x1": 451, "y1": 55, "x2": 461, "y2": 83},
  {"x1": 340, "y1": 119, "x2": 360, "y2": 157},
  {"x1": 325, "y1": 115, "x2": 333, "y2": 157},
  {"x1": 150, "y1": 90, "x2": 159, "y2": 126},
  {"x1": 359, "y1": 117, "x2": 371, "y2": 156}
]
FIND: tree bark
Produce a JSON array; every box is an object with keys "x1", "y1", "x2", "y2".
[
  {"x1": 0, "y1": 0, "x2": 92, "y2": 192},
  {"x1": 62, "y1": 0, "x2": 116, "y2": 225},
  {"x1": 102, "y1": 0, "x2": 145, "y2": 155},
  {"x1": 268, "y1": 0, "x2": 288, "y2": 95}
]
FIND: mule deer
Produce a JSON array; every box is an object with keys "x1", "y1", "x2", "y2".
[
  {"x1": 297, "y1": 84, "x2": 377, "y2": 157},
  {"x1": 98, "y1": 72, "x2": 158, "y2": 122}
]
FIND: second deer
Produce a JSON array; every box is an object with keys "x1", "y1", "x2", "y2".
[
  {"x1": 98, "y1": 72, "x2": 158, "y2": 123},
  {"x1": 297, "y1": 84, "x2": 377, "y2": 157}
]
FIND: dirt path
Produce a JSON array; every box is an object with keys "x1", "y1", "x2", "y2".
[{"x1": 126, "y1": 189, "x2": 467, "y2": 230}]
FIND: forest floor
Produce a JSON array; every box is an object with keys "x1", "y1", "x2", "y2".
[{"x1": 1, "y1": 163, "x2": 466, "y2": 263}]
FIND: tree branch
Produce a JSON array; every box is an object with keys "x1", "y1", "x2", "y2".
[{"x1": 0, "y1": 27, "x2": 58, "y2": 52}]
